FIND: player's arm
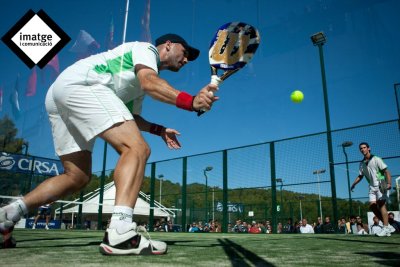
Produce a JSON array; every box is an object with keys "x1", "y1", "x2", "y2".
[
  {"x1": 350, "y1": 175, "x2": 363, "y2": 191},
  {"x1": 135, "y1": 65, "x2": 218, "y2": 112},
  {"x1": 133, "y1": 114, "x2": 181, "y2": 149},
  {"x1": 383, "y1": 168, "x2": 392, "y2": 189},
  {"x1": 377, "y1": 158, "x2": 391, "y2": 189}
]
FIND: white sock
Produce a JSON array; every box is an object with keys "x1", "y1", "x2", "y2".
[
  {"x1": 109, "y1": 206, "x2": 133, "y2": 234},
  {"x1": 4, "y1": 199, "x2": 28, "y2": 222}
]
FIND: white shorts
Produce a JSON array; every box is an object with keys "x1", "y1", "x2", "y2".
[
  {"x1": 368, "y1": 186, "x2": 389, "y2": 202},
  {"x1": 45, "y1": 68, "x2": 133, "y2": 156}
]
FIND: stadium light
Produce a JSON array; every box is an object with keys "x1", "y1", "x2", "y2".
[
  {"x1": 158, "y1": 174, "x2": 164, "y2": 205},
  {"x1": 204, "y1": 166, "x2": 213, "y2": 221},
  {"x1": 341, "y1": 141, "x2": 353, "y2": 215},
  {"x1": 311, "y1": 31, "x2": 338, "y2": 224},
  {"x1": 313, "y1": 169, "x2": 325, "y2": 220},
  {"x1": 311, "y1": 31, "x2": 327, "y2": 46}
]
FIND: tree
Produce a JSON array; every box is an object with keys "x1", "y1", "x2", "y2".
[{"x1": 0, "y1": 115, "x2": 26, "y2": 154}]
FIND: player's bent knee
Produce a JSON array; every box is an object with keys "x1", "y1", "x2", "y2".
[{"x1": 65, "y1": 170, "x2": 92, "y2": 189}]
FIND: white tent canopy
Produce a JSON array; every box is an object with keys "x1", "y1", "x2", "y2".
[{"x1": 56, "y1": 182, "x2": 174, "y2": 222}]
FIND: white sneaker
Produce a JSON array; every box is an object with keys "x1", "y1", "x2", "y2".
[
  {"x1": 388, "y1": 224, "x2": 396, "y2": 233},
  {"x1": 376, "y1": 226, "x2": 391, "y2": 237},
  {"x1": 45, "y1": 225, "x2": 49, "y2": 230},
  {"x1": 99, "y1": 222, "x2": 167, "y2": 255},
  {"x1": 32, "y1": 224, "x2": 36, "y2": 229},
  {"x1": 0, "y1": 208, "x2": 16, "y2": 248}
]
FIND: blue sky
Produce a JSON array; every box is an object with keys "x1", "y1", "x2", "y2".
[{"x1": 1, "y1": 0, "x2": 400, "y2": 201}]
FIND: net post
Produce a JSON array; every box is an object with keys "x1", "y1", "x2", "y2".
[
  {"x1": 181, "y1": 157, "x2": 187, "y2": 232},
  {"x1": 149, "y1": 162, "x2": 156, "y2": 232},
  {"x1": 270, "y1": 142, "x2": 278, "y2": 233}
]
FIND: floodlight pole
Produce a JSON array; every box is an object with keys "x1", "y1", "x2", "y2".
[
  {"x1": 342, "y1": 141, "x2": 353, "y2": 215},
  {"x1": 313, "y1": 169, "x2": 325, "y2": 220},
  {"x1": 312, "y1": 32, "x2": 338, "y2": 225}
]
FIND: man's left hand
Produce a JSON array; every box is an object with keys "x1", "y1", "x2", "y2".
[{"x1": 161, "y1": 128, "x2": 181, "y2": 149}]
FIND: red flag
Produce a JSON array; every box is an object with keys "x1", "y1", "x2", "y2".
[
  {"x1": 141, "y1": 0, "x2": 152, "y2": 43},
  {"x1": 26, "y1": 67, "x2": 37, "y2": 97},
  {"x1": 0, "y1": 85, "x2": 3, "y2": 112},
  {"x1": 47, "y1": 55, "x2": 60, "y2": 76},
  {"x1": 70, "y1": 30, "x2": 100, "y2": 60}
]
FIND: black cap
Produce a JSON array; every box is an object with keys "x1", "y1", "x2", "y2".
[{"x1": 155, "y1": 33, "x2": 200, "y2": 61}]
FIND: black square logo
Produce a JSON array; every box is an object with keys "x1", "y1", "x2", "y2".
[{"x1": 2, "y1": 9, "x2": 70, "y2": 69}]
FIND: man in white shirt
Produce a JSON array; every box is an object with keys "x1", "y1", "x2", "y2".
[
  {"x1": 350, "y1": 142, "x2": 394, "y2": 237},
  {"x1": 300, "y1": 218, "x2": 314, "y2": 234},
  {"x1": 0, "y1": 33, "x2": 218, "y2": 254}
]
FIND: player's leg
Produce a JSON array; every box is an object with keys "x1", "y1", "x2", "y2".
[
  {"x1": 370, "y1": 202, "x2": 383, "y2": 221},
  {"x1": 23, "y1": 151, "x2": 92, "y2": 209},
  {"x1": 0, "y1": 151, "x2": 92, "y2": 246},
  {"x1": 100, "y1": 120, "x2": 149, "y2": 209},
  {"x1": 98, "y1": 120, "x2": 167, "y2": 255},
  {"x1": 374, "y1": 191, "x2": 391, "y2": 236},
  {"x1": 32, "y1": 212, "x2": 41, "y2": 229},
  {"x1": 45, "y1": 212, "x2": 51, "y2": 230}
]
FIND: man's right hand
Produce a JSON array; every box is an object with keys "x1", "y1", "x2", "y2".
[{"x1": 192, "y1": 84, "x2": 219, "y2": 112}]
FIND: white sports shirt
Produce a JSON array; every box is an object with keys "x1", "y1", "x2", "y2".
[
  {"x1": 359, "y1": 155, "x2": 387, "y2": 189},
  {"x1": 72, "y1": 41, "x2": 160, "y2": 114}
]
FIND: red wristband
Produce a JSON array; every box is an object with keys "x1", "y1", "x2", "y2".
[
  {"x1": 149, "y1": 124, "x2": 164, "y2": 136},
  {"x1": 176, "y1": 92, "x2": 194, "y2": 111}
]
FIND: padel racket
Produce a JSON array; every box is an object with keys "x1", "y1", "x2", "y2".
[
  {"x1": 378, "y1": 178, "x2": 388, "y2": 203},
  {"x1": 198, "y1": 22, "x2": 260, "y2": 116}
]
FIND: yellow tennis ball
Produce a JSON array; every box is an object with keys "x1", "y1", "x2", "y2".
[{"x1": 291, "y1": 90, "x2": 304, "y2": 103}]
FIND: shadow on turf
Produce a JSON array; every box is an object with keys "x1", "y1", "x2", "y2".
[
  {"x1": 16, "y1": 236, "x2": 98, "y2": 243},
  {"x1": 313, "y1": 236, "x2": 400, "y2": 246},
  {"x1": 355, "y1": 252, "x2": 400, "y2": 267},
  {"x1": 218, "y1": 238, "x2": 275, "y2": 267}
]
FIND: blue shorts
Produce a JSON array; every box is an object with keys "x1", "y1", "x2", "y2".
[{"x1": 38, "y1": 207, "x2": 51, "y2": 216}]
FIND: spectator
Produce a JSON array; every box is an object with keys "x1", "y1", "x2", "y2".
[
  {"x1": 249, "y1": 221, "x2": 261, "y2": 234},
  {"x1": 277, "y1": 222, "x2": 283, "y2": 234},
  {"x1": 213, "y1": 220, "x2": 221, "y2": 233},
  {"x1": 233, "y1": 220, "x2": 243, "y2": 233},
  {"x1": 322, "y1": 216, "x2": 335, "y2": 234},
  {"x1": 300, "y1": 218, "x2": 314, "y2": 234},
  {"x1": 294, "y1": 221, "x2": 301, "y2": 233},
  {"x1": 370, "y1": 216, "x2": 383, "y2": 235},
  {"x1": 265, "y1": 220, "x2": 272, "y2": 234},
  {"x1": 227, "y1": 223, "x2": 233, "y2": 233},
  {"x1": 347, "y1": 215, "x2": 358, "y2": 234},
  {"x1": 242, "y1": 221, "x2": 249, "y2": 233},
  {"x1": 189, "y1": 222, "x2": 200, "y2": 232},
  {"x1": 356, "y1": 216, "x2": 368, "y2": 235},
  {"x1": 165, "y1": 221, "x2": 173, "y2": 232},
  {"x1": 259, "y1": 222, "x2": 267, "y2": 233},
  {"x1": 197, "y1": 221, "x2": 204, "y2": 232},
  {"x1": 314, "y1": 217, "x2": 323, "y2": 234},
  {"x1": 283, "y1": 218, "x2": 295, "y2": 233},
  {"x1": 338, "y1": 217, "x2": 347, "y2": 234},
  {"x1": 388, "y1": 212, "x2": 400, "y2": 233}
]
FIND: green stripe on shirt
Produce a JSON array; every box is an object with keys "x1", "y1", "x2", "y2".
[{"x1": 93, "y1": 51, "x2": 133, "y2": 74}]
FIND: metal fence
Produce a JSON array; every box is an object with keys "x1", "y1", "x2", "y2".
[
  {"x1": 2, "y1": 119, "x2": 399, "y2": 232},
  {"x1": 134, "y1": 119, "x2": 400, "y2": 232}
]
